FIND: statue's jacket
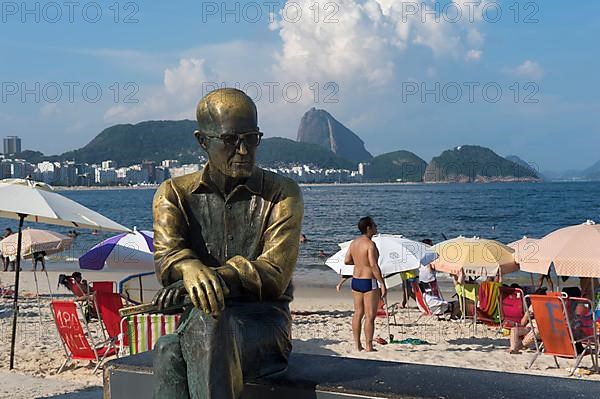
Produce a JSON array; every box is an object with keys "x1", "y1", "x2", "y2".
[{"x1": 152, "y1": 163, "x2": 304, "y2": 303}]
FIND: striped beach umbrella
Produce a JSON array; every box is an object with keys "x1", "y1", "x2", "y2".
[{"x1": 79, "y1": 228, "x2": 154, "y2": 271}]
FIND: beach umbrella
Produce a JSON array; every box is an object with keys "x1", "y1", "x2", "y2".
[
  {"x1": 431, "y1": 236, "x2": 519, "y2": 278},
  {"x1": 508, "y1": 236, "x2": 540, "y2": 265},
  {"x1": 519, "y1": 220, "x2": 600, "y2": 278},
  {"x1": 79, "y1": 228, "x2": 154, "y2": 271},
  {"x1": 325, "y1": 234, "x2": 438, "y2": 277},
  {"x1": 508, "y1": 237, "x2": 541, "y2": 285},
  {"x1": 0, "y1": 228, "x2": 72, "y2": 258},
  {"x1": 0, "y1": 178, "x2": 130, "y2": 370}
]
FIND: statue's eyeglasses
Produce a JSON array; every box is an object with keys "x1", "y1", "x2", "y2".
[{"x1": 212, "y1": 132, "x2": 263, "y2": 148}]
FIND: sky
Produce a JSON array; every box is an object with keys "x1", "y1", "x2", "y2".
[{"x1": 1, "y1": 0, "x2": 599, "y2": 172}]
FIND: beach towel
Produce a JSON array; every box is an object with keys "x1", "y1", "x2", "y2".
[
  {"x1": 397, "y1": 338, "x2": 431, "y2": 345},
  {"x1": 478, "y1": 281, "x2": 500, "y2": 320},
  {"x1": 126, "y1": 314, "x2": 181, "y2": 355}
]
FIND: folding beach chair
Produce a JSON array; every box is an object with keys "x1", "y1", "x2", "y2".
[
  {"x1": 50, "y1": 300, "x2": 116, "y2": 373},
  {"x1": 526, "y1": 295, "x2": 599, "y2": 375},
  {"x1": 120, "y1": 313, "x2": 181, "y2": 356},
  {"x1": 455, "y1": 283, "x2": 478, "y2": 324},
  {"x1": 413, "y1": 282, "x2": 434, "y2": 324},
  {"x1": 92, "y1": 281, "x2": 115, "y2": 293},
  {"x1": 65, "y1": 277, "x2": 90, "y2": 298},
  {"x1": 498, "y1": 286, "x2": 525, "y2": 328},
  {"x1": 94, "y1": 292, "x2": 128, "y2": 355},
  {"x1": 428, "y1": 280, "x2": 443, "y2": 299}
]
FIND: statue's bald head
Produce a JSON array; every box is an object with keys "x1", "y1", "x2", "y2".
[
  {"x1": 195, "y1": 88, "x2": 258, "y2": 136},
  {"x1": 194, "y1": 88, "x2": 261, "y2": 179}
]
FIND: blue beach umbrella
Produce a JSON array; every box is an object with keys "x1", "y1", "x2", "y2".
[{"x1": 79, "y1": 228, "x2": 154, "y2": 271}]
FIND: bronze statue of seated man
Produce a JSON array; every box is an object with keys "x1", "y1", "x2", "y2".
[{"x1": 150, "y1": 88, "x2": 304, "y2": 399}]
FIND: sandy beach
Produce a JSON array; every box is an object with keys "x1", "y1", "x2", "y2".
[{"x1": 1, "y1": 270, "x2": 598, "y2": 398}]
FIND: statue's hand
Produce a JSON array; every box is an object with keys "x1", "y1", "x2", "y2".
[
  {"x1": 152, "y1": 280, "x2": 187, "y2": 314},
  {"x1": 180, "y1": 263, "x2": 229, "y2": 316}
]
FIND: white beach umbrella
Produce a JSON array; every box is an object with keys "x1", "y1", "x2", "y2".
[
  {"x1": 0, "y1": 178, "x2": 130, "y2": 370},
  {"x1": 0, "y1": 179, "x2": 129, "y2": 232},
  {"x1": 325, "y1": 234, "x2": 438, "y2": 278}
]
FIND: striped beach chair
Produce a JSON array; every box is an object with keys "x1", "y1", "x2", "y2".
[{"x1": 120, "y1": 314, "x2": 181, "y2": 356}]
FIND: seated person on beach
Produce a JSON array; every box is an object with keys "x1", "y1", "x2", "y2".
[
  {"x1": 344, "y1": 216, "x2": 387, "y2": 352},
  {"x1": 32, "y1": 251, "x2": 46, "y2": 272},
  {"x1": 509, "y1": 289, "x2": 546, "y2": 354},
  {"x1": 58, "y1": 272, "x2": 92, "y2": 296},
  {"x1": 569, "y1": 299, "x2": 594, "y2": 342},
  {"x1": 419, "y1": 282, "x2": 460, "y2": 318}
]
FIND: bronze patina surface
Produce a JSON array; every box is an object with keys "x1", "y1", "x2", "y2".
[{"x1": 151, "y1": 88, "x2": 304, "y2": 399}]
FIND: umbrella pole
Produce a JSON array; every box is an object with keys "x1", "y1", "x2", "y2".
[
  {"x1": 32, "y1": 270, "x2": 43, "y2": 337},
  {"x1": 9, "y1": 213, "x2": 26, "y2": 370},
  {"x1": 44, "y1": 269, "x2": 53, "y2": 299},
  {"x1": 383, "y1": 296, "x2": 392, "y2": 342},
  {"x1": 529, "y1": 273, "x2": 535, "y2": 287}
]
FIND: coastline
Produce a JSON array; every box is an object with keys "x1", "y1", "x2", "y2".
[{"x1": 52, "y1": 179, "x2": 560, "y2": 191}]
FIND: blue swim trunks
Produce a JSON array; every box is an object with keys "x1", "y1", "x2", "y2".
[{"x1": 351, "y1": 278, "x2": 379, "y2": 293}]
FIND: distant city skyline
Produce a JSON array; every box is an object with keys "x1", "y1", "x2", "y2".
[{"x1": 1, "y1": 1, "x2": 599, "y2": 171}]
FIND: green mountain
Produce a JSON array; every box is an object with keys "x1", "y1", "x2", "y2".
[
  {"x1": 505, "y1": 155, "x2": 544, "y2": 180},
  {"x1": 364, "y1": 150, "x2": 427, "y2": 182},
  {"x1": 56, "y1": 120, "x2": 356, "y2": 169},
  {"x1": 257, "y1": 137, "x2": 355, "y2": 169},
  {"x1": 61, "y1": 120, "x2": 200, "y2": 166},
  {"x1": 424, "y1": 145, "x2": 540, "y2": 183}
]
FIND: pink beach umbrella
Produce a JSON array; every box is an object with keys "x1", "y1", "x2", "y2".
[{"x1": 519, "y1": 220, "x2": 600, "y2": 278}]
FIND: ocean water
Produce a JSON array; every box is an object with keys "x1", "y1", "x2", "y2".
[{"x1": 15, "y1": 181, "x2": 600, "y2": 287}]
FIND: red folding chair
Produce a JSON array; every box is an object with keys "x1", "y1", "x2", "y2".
[
  {"x1": 413, "y1": 281, "x2": 434, "y2": 324},
  {"x1": 498, "y1": 287, "x2": 525, "y2": 328},
  {"x1": 66, "y1": 277, "x2": 89, "y2": 298},
  {"x1": 526, "y1": 295, "x2": 598, "y2": 375},
  {"x1": 50, "y1": 300, "x2": 116, "y2": 373},
  {"x1": 92, "y1": 281, "x2": 115, "y2": 293},
  {"x1": 94, "y1": 292, "x2": 129, "y2": 356},
  {"x1": 64, "y1": 277, "x2": 98, "y2": 321}
]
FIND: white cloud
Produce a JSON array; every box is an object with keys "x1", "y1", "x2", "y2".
[
  {"x1": 104, "y1": 58, "x2": 213, "y2": 124},
  {"x1": 40, "y1": 103, "x2": 61, "y2": 117},
  {"x1": 466, "y1": 49, "x2": 482, "y2": 62},
  {"x1": 506, "y1": 60, "x2": 545, "y2": 80},
  {"x1": 164, "y1": 58, "x2": 210, "y2": 97},
  {"x1": 272, "y1": 0, "x2": 487, "y2": 86}
]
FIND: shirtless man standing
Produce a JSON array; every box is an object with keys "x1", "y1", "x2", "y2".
[{"x1": 344, "y1": 216, "x2": 387, "y2": 352}]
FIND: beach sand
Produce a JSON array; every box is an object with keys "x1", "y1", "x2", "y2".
[{"x1": 1, "y1": 270, "x2": 598, "y2": 398}]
